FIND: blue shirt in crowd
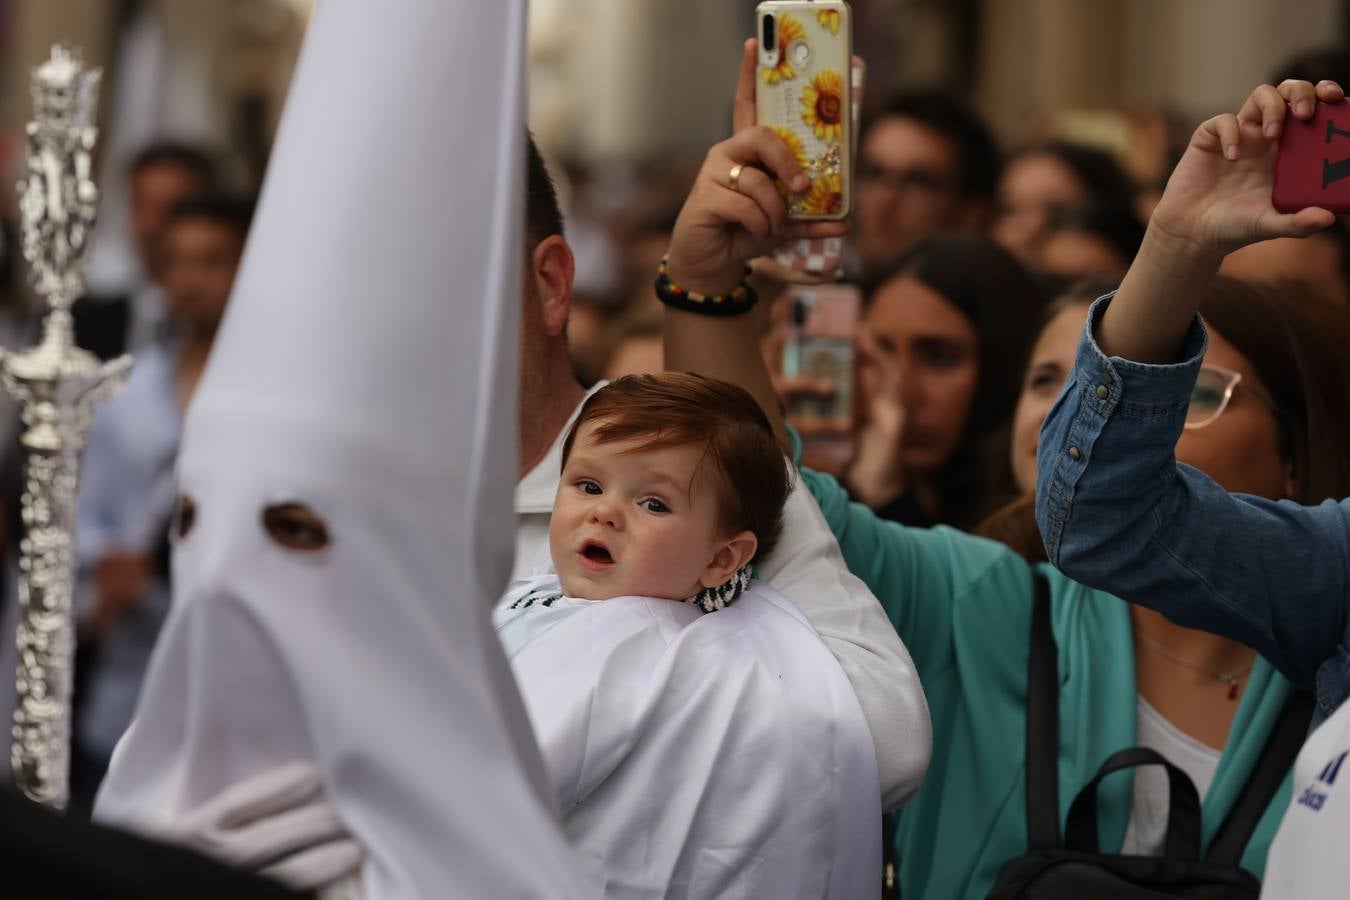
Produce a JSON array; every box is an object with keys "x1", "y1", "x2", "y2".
[
  {"x1": 1036, "y1": 295, "x2": 1350, "y2": 730},
  {"x1": 75, "y1": 342, "x2": 182, "y2": 761}
]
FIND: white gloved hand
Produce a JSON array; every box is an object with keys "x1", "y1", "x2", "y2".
[{"x1": 169, "y1": 760, "x2": 364, "y2": 892}]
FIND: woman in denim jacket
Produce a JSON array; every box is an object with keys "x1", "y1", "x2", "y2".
[{"x1": 1035, "y1": 78, "x2": 1350, "y2": 896}]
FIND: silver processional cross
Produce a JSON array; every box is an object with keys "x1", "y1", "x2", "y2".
[{"x1": 6, "y1": 45, "x2": 131, "y2": 808}]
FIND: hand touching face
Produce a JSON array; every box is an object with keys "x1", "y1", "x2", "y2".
[{"x1": 860, "y1": 275, "x2": 979, "y2": 478}]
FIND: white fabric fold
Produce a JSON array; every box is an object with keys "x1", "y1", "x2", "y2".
[{"x1": 496, "y1": 576, "x2": 882, "y2": 899}]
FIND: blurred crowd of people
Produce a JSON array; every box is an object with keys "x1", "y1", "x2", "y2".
[
  {"x1": 560, "y1": 43, "x2": 1350, "y2": 545},
  {"x1": 1, "y1": 15, "x2": 1350, "y2": 896}
]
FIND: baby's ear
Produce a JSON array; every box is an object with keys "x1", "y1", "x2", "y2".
[{"x1": 700, "y1": 531, "x2": 758, "y2": 588}]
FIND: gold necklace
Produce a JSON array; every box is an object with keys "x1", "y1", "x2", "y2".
[{"x1": 1133, "y1": 632, "x2": 1255, "y2": 700}]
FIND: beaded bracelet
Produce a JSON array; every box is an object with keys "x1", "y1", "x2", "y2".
[{"x1": 654, "y1": 256, "x2": 759, "y2": 317}]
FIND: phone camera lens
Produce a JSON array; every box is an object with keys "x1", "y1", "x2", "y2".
[
  {"x1": 762, "y1": 14, "x2": 776, "y2": 51},
  {"x1": 792, "y1": 296, "x2": 809, "y2": 326}
]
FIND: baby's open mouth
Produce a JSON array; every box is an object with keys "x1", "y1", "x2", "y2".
[{"x1": 582, "y1": 542, "x2": 613, "y2": 565}]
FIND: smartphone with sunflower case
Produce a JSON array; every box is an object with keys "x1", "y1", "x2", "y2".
[
  {"x1": 775, "y1": 57, "x2": 863, "y2": 273},
  {"x1": 756, "y1": 1, "x2": 852, "y2": 221}
]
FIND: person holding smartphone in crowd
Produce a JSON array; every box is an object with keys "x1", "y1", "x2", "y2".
[
  {"x1": 1036, "y1": 78, "x2": 1350, "y2": 896},
  {"x1": 658, "y1": 40, "x2": 1350, "y2": 897}
]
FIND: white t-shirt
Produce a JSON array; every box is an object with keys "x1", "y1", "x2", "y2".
[
  {"x1": 1260, "y1": 699, "x2": 1350, "y2": 897},
  {"x1": 1120, "y1": 694, "x2": 1222, "y2": 856}
]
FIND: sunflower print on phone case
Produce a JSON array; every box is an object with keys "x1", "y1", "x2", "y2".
[{"x1": 758, "y1": 7, "x2": 849, "y2": 218}]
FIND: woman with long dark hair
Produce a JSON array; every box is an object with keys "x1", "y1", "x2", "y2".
[
  {"x1": 993, "y1": 140, "x2": 1141, "y2": 266},
  {"x1": 843, "y1": 234, "x2": 1045, "y2": 529}
]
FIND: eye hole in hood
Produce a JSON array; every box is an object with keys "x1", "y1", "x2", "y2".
[
  {"x1": 262, "y1": 502, "x2": 331, "y2": 553},
  {"x1": 174, "y1": 495, "x2": 196, "y2": 540}
]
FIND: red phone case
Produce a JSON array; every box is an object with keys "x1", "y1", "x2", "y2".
[{"x1": 1272, "y1": 99, "x2": 1350, "y2": 213}]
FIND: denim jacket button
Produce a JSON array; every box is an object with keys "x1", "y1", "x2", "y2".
[
  {"x1": 1069, "y1": 447, "x2": 1082, "y2": 461},
  {"x1": 1096, "y1": 385, "x2": 1110, "y2": 399}
]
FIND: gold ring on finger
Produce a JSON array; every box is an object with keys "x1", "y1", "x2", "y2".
[{"x1": 729, "y1": 163, "x2": 745, "y2": 192}]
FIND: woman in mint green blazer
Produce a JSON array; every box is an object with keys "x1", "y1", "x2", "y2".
[
  {"x1": 800, "y1": 463, "x2": 1292, "y2": 897},
  {"x1": 674, "y1": 274, "x2": 1331, "y2": 897},
  {"x1": 787, "y1": 275, "x2": 1333, "y2": 896}
]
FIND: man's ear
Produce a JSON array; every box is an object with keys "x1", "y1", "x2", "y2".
[
  {"x1": 1282, "y1": 462, "x2": 1298, "y2": 502},
  {"x1": 699, "y1": 530, "x2": 758, "y2": 589},
  {"x1": 530, "y1": 234, "x2": 575, "y2": 339}
]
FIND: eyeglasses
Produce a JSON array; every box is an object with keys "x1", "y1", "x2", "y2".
[
  {"x1": 857, "y1": 160, "x2": 955, "y2": 196},
  {"x1": 1184, "y1": 364, "x2": 1278, "y2": 430}
]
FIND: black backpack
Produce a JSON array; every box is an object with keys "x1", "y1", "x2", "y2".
[{"x1": 987, "y1": 571, "x2": 1313, "y2": 899}]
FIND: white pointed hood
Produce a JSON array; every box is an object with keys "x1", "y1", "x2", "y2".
[{"x1": 95, "y1": 0, "x2": 592, "y2": 895}]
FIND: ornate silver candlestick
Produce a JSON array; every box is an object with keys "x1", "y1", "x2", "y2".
[{"x1": 7, "y1": 45, "x2": 130, "y2": 808}]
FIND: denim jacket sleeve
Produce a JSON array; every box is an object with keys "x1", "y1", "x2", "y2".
[{"x1": 1035, "y1": 294, "x2": 1350, "y2": 723}]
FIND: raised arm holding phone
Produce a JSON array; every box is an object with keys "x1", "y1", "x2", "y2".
[
  {"x1": 1092, "y1": 80, "x2": 1342, "y2": 364},
  {"x1": 664, "y1": 38, "x2": 1340, "y2": 898},
  {"x1": 1035, "y1": 79, "x2": 1350, "y2": 896},
  {"x1": 663, "y1": 40, "x2": 849, "y2": 445}
]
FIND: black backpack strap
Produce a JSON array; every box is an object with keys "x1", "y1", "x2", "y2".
[
  {"x1": 1064, "y1": 746, "x2": 1202, "y2": 859},
  {"x1": 1205, "y1": 689, "x2": 1315, "y2": 865},
  {"x1": 1025, "y1": 569, "x2": 1060, "y2": 851}
]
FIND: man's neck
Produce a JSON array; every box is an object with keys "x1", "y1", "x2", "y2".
[
  {"x1": 177, "y1": 334, "x2": 213, "y2": 364},
  {"x1": 173, "y1": 336, "x2": 215, "y2": 414},
  {"x1": 518, "y1": 354, "x2": 585, "y2": 481}
]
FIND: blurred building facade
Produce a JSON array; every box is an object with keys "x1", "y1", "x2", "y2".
[
  {"x1": 0, "y1": 0, "x2": 1344, "y2": 297},
  {"x1": 4, "y1": 0, "x2": 1344, "y2": 174},
  {"x1": 2, "y1": 0, "x2": 305, "y2": 291}
]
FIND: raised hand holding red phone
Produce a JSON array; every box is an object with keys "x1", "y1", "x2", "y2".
[
  {"x1": 1099, "y1": 79, "x2": 1343, "y2": 365},
  {"x1": 1272, "y1": 98, "x2": 1350, "y2": 213},
  {"x1": 1150, "y1": 79, "x2": 1341, "y2": 258}
]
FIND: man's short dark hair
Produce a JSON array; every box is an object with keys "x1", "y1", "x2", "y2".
[
  {"x1": 869, "y1": 91, "x2": 1002, "y2": 201},
  {"x1": 164, "y1": 194, "x2": 256, "y2": 244},
  {"x1": 130, "y1": 142, "x2": 218, "y2": 187},
  {"x1": 526, "y1": 132, "x2": 564, "y2": 248},
  {"x1": 1047, "y1": 201, "x2": 1145, "y2": 268},
  {"x1": 1270, "y1": 45, "x2": 1350, "y2": 89},
  {"x1": 1023, "y1": 141, "x2": 1138, "y2": 212}
]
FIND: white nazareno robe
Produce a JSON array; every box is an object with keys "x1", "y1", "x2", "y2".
[{"x1": 495, "y1": 576, "x2": 882, "y2": 899}]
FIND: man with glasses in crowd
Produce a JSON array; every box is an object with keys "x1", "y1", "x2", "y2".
[{"x1": 854, "y1": 91, "x2": 1002, "y2": 276}]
